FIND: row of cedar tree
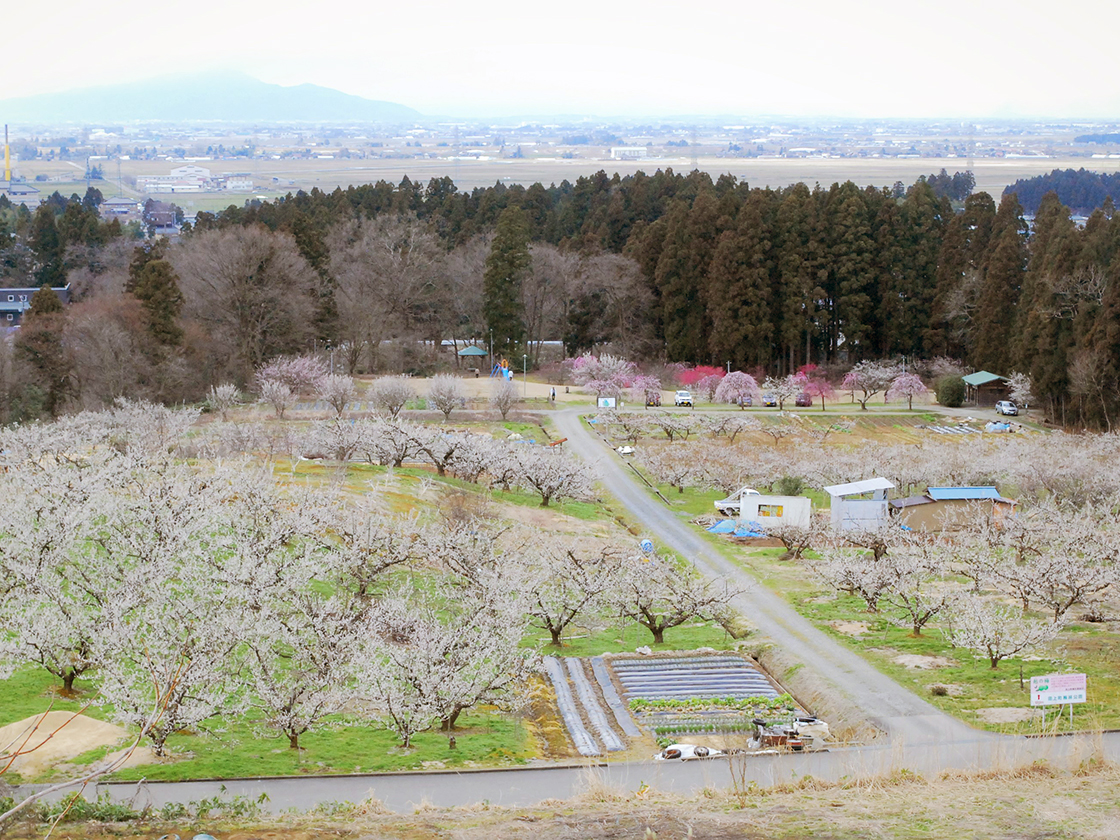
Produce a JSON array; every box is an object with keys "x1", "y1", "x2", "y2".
[{"x1": 3, "y1": 169, "x2": 1120, "y2": 426}]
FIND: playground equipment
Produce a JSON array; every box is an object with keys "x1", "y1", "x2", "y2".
[{"x1": 490, "y1": 357, "x2": 514, "y2": 381}]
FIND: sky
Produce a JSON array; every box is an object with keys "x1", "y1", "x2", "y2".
[{"x1": 5, "y1": 0, "x2": 1119, "y2": 119}]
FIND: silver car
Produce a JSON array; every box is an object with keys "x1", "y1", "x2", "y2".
[{"x1": 995, "y1": 400, "x2": 1018, "y2": 416}]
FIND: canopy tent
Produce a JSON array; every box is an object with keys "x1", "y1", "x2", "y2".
[{"x1": 457, "y1": 345, "x2": 488, "y2": 357}]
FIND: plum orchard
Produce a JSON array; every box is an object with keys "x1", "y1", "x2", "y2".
[{"x1": 0, "y1": 402, "x2": 732, "y2": 755}]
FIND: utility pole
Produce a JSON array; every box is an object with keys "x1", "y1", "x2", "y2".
[{"x1": 523, "y1": 354, "x2": 528, "y2": 396}]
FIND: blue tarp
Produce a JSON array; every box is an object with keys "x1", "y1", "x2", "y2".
[
  {"x1": 734, "y1": 525, "x2": 767, "y2": 538},
  {"x1": 707, "y1": 519, "x2": 767, "y2": 538},
  {"x1": 707, "y1": 520, "x2": 737, "y2": 534}
]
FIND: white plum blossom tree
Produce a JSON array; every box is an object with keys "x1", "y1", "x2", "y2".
[
  {"x1": 489, "y1": 378, "x2": 521, "y2": 420},
  {"x1": 317, "y1": 373, "x2": 358, "y2": 418},
  {"x1": 208, "y1": 383, "x2": 241, "y2": 421},
  {"x1": 613, "y1": 554, "x2": 739, "y2": 644},
  {"x1": 259, "y1": 379, "x2": 297, "y2": 419},
  {"x1": 369, "y1": 376, "x2": 415, "y2": 418},
  {"x1": 944, "y1": 595, "x2": 1064, "y2": 669},
  {"x1": 511, "y1": 445, "x2": 596, "y2": 506},
  {"x1": 428, "y1": 374, "x2": 465, "y2": 421}
]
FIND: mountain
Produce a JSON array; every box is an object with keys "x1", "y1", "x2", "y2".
[{"x1": 0, "y1": 72, "x2": 422, "y2": 123}]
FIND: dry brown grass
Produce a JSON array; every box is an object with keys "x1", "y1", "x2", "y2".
[{"x1": 10, "y1": 761, "x2": 1119, "y2": 839}]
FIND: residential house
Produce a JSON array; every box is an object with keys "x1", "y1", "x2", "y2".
[
  {"x1": 962, "y1": 371, "x2": 1010, "y2": 407},
  {"x1": 1, "y1": 285, "x2": 70, "y2": 327}
]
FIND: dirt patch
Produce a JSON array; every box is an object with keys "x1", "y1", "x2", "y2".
[
  {"x1": 891, "y1": 654, "x2": 957, "y2": 670},
  {"x1": 830, "y1": 621, "x2": 870, "y2": 636},
  {"x1": 975, "y1": 707, "x2": 1042, "y2": 724},
  {"x1": 0, "y1": 711, "x2": 155, "y2": 778}
]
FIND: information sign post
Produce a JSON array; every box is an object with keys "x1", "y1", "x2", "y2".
[{"x1": 1030, "y1": 673, "x2": 1087, "y2": 727}]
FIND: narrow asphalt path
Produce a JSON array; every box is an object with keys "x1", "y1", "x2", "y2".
[{"x1": 552, "y1": 408, "x2": 983, "y2": 747}]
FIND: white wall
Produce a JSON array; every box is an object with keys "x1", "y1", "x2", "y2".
[
  {"x1": 830, "y1": 498, "x2": 889, "y2": 531},
  {"x1": 740, "y1": 495, "x2": 811, "y2": 528}
]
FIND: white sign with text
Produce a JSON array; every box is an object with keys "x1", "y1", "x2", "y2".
[{"x1": 1030, "y1": 673, "x2": 1087, "y2": 707}]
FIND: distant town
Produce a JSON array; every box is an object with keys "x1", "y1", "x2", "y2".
[{"x1": 4, "y1": 117, "x2": 1120, "y2": 213}]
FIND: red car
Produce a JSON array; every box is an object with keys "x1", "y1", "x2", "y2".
[{"x1": 795, "y1": 393, "x2": 813, "y2": 407}]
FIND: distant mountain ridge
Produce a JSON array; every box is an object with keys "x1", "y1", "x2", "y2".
[{"x1": 0, "y1": 72, "x2": 422, "y2": 123}]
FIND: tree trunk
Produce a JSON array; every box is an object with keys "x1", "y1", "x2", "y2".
[
  {"x1": 441, "y1": 707, "x2": 462, "y2": 731},
  {"x1": 62, "y1": 671, "x2": 76, "y2": 693},
  {"x1": 651, "y1": 625, "x2": 665, "y2": 644},
  {"x1": 550, "y1": 626, "x2": 564, "y2": 646},
  {"x1": 288, "y1": 732, "x2": 300, "y2": 750}
]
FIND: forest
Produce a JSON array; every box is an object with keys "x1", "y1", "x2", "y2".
[
  {"x1": 1004, "y1": 167, "x2": 1120, "y2": 215},
  {"x1": 3, "y1": 165, "x2": 1120, "y2": 427}
]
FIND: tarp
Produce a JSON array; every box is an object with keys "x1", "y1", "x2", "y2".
[
  {"x1": 707, "y1": 520, "x2": 737, "y2": 534},
  {"x1": 733, "y1": 525, "x2": 767, "y2": 538},
  {"x1": 823, "y1": 477, "x2": 895, "y2": 497}
]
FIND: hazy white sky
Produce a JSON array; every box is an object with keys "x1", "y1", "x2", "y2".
[{"x1": 6, "y1": 0, "x2": 1117, "y2": 118}]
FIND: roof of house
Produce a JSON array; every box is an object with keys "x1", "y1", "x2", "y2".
[
  {"x1": 927, "y1": 486, "x2": 997, "y2": 501},
  {"x1": 823, "y1": 477, "x2": 895, "y2": 497},
  {"x1": 962, "y1": 371, "x2": 1008, "y2": 386},
  {"x1": 457, "y1": 345, "x2": 488, "y2": 356},
  {"x1": 927, "y1": 486, "x2": 1014, "y2": 503}
]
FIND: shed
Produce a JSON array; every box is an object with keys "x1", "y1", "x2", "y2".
[
  {"x1": 823, "y1": 477, "x2": 895, "y2": 531},
  {"x1": 738, "y1": 494, "x2": 812, "y2": 529},
  {"x1": 962, "y1": 371, "x2": 1009, "y2": 407},
  {"x1": 890, "y1": 486, "x2": 1016, "y2": 532}
]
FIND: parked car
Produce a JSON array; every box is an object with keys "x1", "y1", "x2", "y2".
[
  {"x1": 616, "y1": 445, "x2": 635, "y2": 455},
  {"x1": 645, "y1": 392, "x2": 661, "y2": 407},
  {"x1": 762, "y1": 393, "x2": 778, "y2": 407},
  {"x1": 995, "y1": 400, "x2": 1018, "y2": 416},
  {"x1": 674, "y1": 390, "x2": 693, "y2": 407},
  {"x1": 795, "y1": 392, "x2": 813, "y2": 407}
]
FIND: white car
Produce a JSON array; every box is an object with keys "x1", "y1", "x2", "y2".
[
  {"x1": 995, "y1": 400, "x2": 1018, "y2": 416},
  {"x1": 654, "y1": 743, "x2": 725, "y2": 761},
  {"x1": 616, "y1": 445, "x2": 635, "y2": 456},
  {"x1": 674, "y1": 390, "x2": 693, "y2": 407}
]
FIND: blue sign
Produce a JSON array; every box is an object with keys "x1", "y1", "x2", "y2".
[{"x1": 639, "y1": 539, "x2": 654, "y2": 554}]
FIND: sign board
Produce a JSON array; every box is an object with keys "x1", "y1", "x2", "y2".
[
  {"x1": 639, "y1": 539, "x2": 654, "y2": 554},
  {"x1": 597, "y1": 397, "x2": 617, "y2": 409},
  {"x1": 1030, "y1": 673, "x2": 1087, "y2": 707}
]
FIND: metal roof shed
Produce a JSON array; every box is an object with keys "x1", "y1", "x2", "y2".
[
  {"x1": 824, "y1": 478, "x2": 895, "y2": 531},
  {"x1": 927, "y1": 486, "x2": 1006, "y2": 501},
  {"x1": 823, "y1": 478, "x2": 895, "y2": 499}
]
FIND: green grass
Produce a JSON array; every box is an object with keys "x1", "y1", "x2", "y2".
[
  {"x1": 0, "y1": 668, "x2": 102, "y2": 726},
  {"x1": 737, "y1": 547, "x2": 1120, "y2": 733},
  {"x1": 526, "y1": 617, "x2": 738, "y2": 658},
  {"x1": 107, "y1": 711, "x2": 531, "y2": 782}
]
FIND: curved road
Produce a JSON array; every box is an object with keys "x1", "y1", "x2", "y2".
[{"x1": 28, "y1": 408, "x2": 1117, "y2": 814}]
